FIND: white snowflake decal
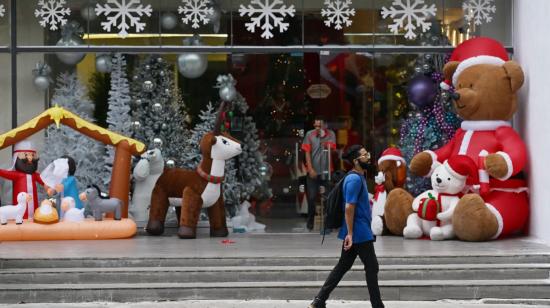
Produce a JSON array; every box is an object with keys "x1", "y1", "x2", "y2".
[
  {"x1": 381, "y1": 0, "x2": 437, "y2": 40},
  {"x1": 0, "y1": 4, "x2": 5, "y2": 19},
  {"x1": 239, "y1": 0, "x2": 296, "y2": 40},
  {"x1": 321, "y1": 0, "x2": 355, "y2": 30},
  {"x1": 95, "y1": 0, "x2": 153, "y2": 39},
  {"x1": 34, "y1": 0, "x2": 71, "y2": 31},
  {"x1": 463, "y1": 0, "x2": 496, "y2": 26},
  {"x1": 178, "y1": 0, "x2": 214, "y2": 29}
]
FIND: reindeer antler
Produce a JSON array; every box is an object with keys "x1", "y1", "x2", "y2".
[{"x1": 213, "y1": 101, "x2": 228, "y2": 135}]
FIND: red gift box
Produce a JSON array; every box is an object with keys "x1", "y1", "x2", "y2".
[{"x1": 417, "y1": 193, "x2": 441, "y2": 221}]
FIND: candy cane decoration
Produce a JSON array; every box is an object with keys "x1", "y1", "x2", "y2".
[{"x1": 478, "y1": 150, "x2": 490, "y2": 197}]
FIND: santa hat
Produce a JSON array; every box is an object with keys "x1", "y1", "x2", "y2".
[
  {"x1": 443, "y1": 155, "x2": 479, "y2": 185},
  {"x1": 378, "y1": 147, "x2": 406, "y2": 167},
  {"x1": 440, "y1": 37, "x2": 509, "y2": 90},
  {"x1": 10, "y1": 140, "x2": 36, "y2": 170}
]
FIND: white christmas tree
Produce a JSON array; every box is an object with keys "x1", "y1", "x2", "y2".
[
  {"x1": 102, "y1": 53, "x2": 132, "y2": 190},
  {"x1": 42, "y1": 72, "x2": 105, "y2": 190},
  {"x1": 230, "y1": 93, "x2": 270, "y2": 204},
  {"x1": 181, "y1": 101, "x2": 217, "y2": 169},
  {"x1": 131, "y1": 56, "x2": 189, "y2": 167}
]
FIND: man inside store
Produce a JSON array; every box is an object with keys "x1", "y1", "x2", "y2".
[{"x1": 302, "y1": 116, "x2": 336, "y2": 231}]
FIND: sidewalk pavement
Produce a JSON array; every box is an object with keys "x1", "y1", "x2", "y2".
[{"x1": 0, "y1": 300, "x2": 549, "y2": 308}]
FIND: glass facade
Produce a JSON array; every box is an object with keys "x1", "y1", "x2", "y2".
[{"x1": 0, "y1": 0, "x2": 513, "y2": 229}]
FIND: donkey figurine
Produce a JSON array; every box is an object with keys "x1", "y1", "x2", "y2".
[
  {"x1": 79, "y1": 185, "x2": 122, "y2": 221},
  {"x1": 146, "y1": 102, "x2": 242, "y2": 239}
]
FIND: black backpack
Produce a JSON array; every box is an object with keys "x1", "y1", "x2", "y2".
[{"x1": 321, "y1": 171, "x2": 364, "y2": 244}]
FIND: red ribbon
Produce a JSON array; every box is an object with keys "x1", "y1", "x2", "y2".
[{"x1": 374, "y1": 184, "x2": 385, "y2": 201}]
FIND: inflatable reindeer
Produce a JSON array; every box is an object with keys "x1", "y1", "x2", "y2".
[{"x1": 146, "y1": 102, "x2": 242, "y2": 239}]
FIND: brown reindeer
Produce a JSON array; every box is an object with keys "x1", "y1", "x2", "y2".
[{"x1": 146, "y1": 102, "x2": 242, "y2": 239}]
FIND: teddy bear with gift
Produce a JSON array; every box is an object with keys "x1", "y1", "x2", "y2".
[{"x1": 404, "y1": 155, "x2": 478, "y2": 241}]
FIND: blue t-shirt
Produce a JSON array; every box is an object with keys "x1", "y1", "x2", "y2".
[{"x1": 337, "y1": 172, "x2": 374, "y2": 244}]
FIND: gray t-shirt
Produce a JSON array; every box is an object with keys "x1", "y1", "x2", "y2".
[{"x1": 302, "y1": 129, "x2": 336, "y2": 179}]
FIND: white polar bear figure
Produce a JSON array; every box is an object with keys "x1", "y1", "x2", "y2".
[
  {"x1": 231, "y1": 200, "x2": 265, "y2": 232},
  {"x1": 130, "y1": 149, "x2": 164, "y2": 222},
  {"x1": 0, "y1": 192, "x2": 31, "y2": 225},
  {"x1": 62, "y1": 197, "x2": 85, "y2": 222},
  {"x1": 403, "y1": 155, "x2": 478, "y2": 241}
]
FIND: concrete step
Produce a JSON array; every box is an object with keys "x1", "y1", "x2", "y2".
[
  {"x1": 1, "y1": 264, "x2": 549, "y2": 284},
  {"x1": 0, "y1": 279, "x2": 549, "y2": 303},
  {"x1": 2, "y1": 254, "x2": 550, "y2": 268}
]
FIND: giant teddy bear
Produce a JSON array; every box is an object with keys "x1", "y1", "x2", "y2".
[{"x1": 385, "y1": 37, "x2": 529, "y2": 241}]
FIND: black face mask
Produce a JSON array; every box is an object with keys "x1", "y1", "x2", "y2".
[
  {"x1": 15, "y1": 157, "x2": 39, "y2": 174},
  {"x1": 358, "y1": 160, "x2": 370, "y2": 169}
]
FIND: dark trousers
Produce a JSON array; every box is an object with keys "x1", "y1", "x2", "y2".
[
  {"x1": 317, "y1": 241, "x2": 384, "y2": 308},
  {"x1": 306, "y1": 176, "x2": 329, "y2": 229}
]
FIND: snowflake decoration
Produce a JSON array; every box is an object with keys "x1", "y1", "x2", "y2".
[
  {"x1": 239, "y1": 0, "x2": 296, "y2": 40},
  {"x1": 321, "y1": 0, "x2": 355, "y2": 30},
  {"x1": 381, "y1": 0, "x2": 437, "y2": 40},
  {"x1": 463, "y1": 0, "x2": 496, "y2": 26},
  {"x1": 178, "y1": 0, "x2": 214, "y2": 29},
  {"x1": 95, "y1": 0, "x2": 153, "y2": 39},
  {"x1": 34, "y1": 0, "x2": 71, "y2": 31},
  {"x1": 0, "y1": 4, "x2": 5, "y2": 19}
]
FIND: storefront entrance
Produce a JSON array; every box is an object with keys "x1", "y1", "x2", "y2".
[{"x1": 227, "y1": 52, "x2": 378, "y2": 232}]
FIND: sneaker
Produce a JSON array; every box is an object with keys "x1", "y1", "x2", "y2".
[{"x1": 308, "y1": 297, "x2": 326, "y2": 308}]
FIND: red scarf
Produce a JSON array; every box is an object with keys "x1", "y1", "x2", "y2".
[
  {"x1": 434, "y1": 192, "x2": 464, "y2": 226},
  {"x1": 374, "y1": 184, "x2": 385, "y2": 201},
  {"x1": 196, "y1": 164, "x2": 225, "y2": 184}
]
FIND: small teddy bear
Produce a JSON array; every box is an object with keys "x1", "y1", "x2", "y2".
[
  {"x1": 371, "y1": 147, "x2": 408, "y2": 236},
  {"x1": 404, "y1": 155, "x2": 478, "y2": 241}
]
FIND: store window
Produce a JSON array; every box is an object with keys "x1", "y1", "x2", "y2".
[{"x1": 0, "y1": 0, "x2": 514, "y2": 230}]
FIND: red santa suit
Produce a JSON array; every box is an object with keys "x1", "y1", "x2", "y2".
[
  {"x1": 0, "y1": 141, "x2": 45, "y2": 220},
  {"x1": 423, "y1": 120, "x2": 529, "y2": 239}
]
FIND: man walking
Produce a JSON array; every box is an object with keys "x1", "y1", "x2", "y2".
[
  {"x1": 302, "y1": 116, "x2": 336, "y2": 231},
  {"x1": 309, "y1": 145, "x2": 384, "y2": 308}
]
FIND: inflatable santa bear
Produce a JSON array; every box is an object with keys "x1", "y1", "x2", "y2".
[
  {"x1": 406, "y1": 37, "x2": 529, "y2": 241},
  {"x1": 0, "y1": 140, "x2": 48, "y2": 220},
  {"x1": 371, "y1": 147, "x2": 408, "y2": 236}
]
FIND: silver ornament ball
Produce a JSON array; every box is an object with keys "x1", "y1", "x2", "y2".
[
  {"x1": 153, "y1": 138, "x2": 163, "y2": 148},
  {"x1": 145, "y1": 65, "x2": 151, "y2": 70},
  {"x1": 153, "y1": 102, "x2": 162, "y2": 113},
  {"x1": 132, "y1": 121, "x2": 141, "y2": 130},
  {"x1": 95, "y1": 55, "x2": 113, "y2": 73},
  {"x1": 143, "y1": 80, "x2": 155, "y2": 92},
  {"x1": 33, "y1": 75, "x2": 50, "y2": 91},
  {"x1": 56, "y1": 36, "x2": 86, "y2": 65},
  {"x1": 219, "y1": 85, "x2": 237, "y2": 102},
  {"x1": 80, "y1": 4, "x2": 97, "y2": 21},
  {"x1": 161, "y1": 12, "x2": 178, "y2": 30},
  {"x1": 166, "y1": 160, "x2": 176, "y2": 168},
  {"x1": 177, "y1": 53, "x2": 208, "y2": 79}
]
